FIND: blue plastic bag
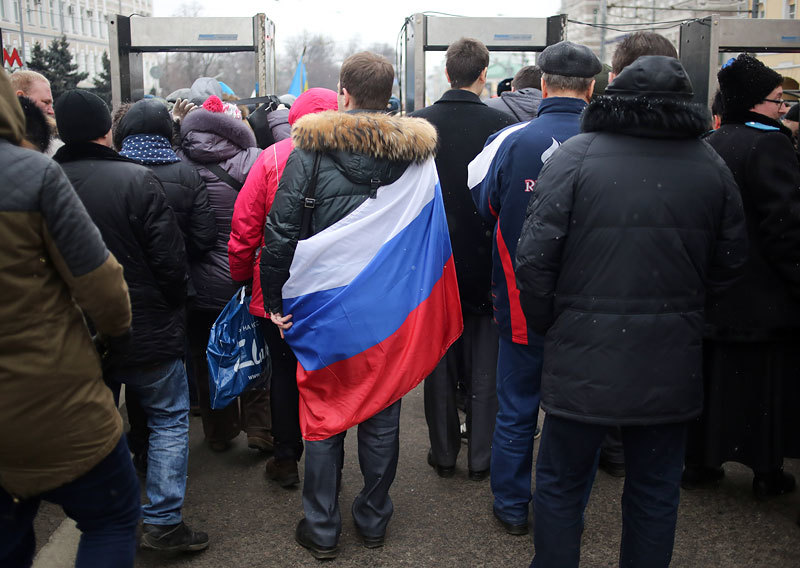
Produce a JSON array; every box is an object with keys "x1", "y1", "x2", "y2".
[{"x1": 207, "y1": 288, "x2": 271, "y2": 409}]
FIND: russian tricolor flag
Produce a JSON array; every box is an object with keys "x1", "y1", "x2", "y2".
[{"x1": 281, "y1": 159, "x2": 463, "y2": 440}]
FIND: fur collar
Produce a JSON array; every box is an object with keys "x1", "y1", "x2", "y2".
[
  {"x1": 180, "y1": 108, "x2": 256, "y2": 150},
  {"x1": 582, "y1": 96, "x2": 710, "y2": 139},
  {"x1": 292, "y1": 111, "x2": 437, "y2": 162}
]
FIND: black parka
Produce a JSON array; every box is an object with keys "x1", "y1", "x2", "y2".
[
  {"x1": 260, "y1": 110, "x2": 438, "y2": 314},
  {"x1": 411, "y1": 90, "x2": 516, "y2": 314},
  {"x1": 705, "y1": 112, "x2": 800, "y2": 340},
  {"x1": 515, "y1": 95, "x2": 747, "y2": 426},
  {"x1": 54, "y1": 142, "x2": 189, "y2": 368},
  {"x1": 116, "y1": 99, "x2": 217, "y2": 261}
]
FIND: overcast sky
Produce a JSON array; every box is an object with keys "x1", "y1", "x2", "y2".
[{"x1": 154, "y1": 0, "x2": 563, "y2": 53}]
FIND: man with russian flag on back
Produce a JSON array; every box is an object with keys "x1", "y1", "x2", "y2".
[{"x1": 259, "y1": 51, "x2": 463, "y2": 559}]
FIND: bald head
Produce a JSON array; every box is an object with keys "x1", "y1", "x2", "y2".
[{"x1": 10, "y1": 70, "x2": 54, "y2": 117}]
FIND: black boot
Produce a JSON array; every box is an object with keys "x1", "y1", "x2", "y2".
[{"x1": 753, "y1": 470, "x2": 796, "y2": 500}]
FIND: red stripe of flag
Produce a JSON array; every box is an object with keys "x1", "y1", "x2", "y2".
[{"x1": 296, "y1": 257, "x2": 463, "y2": 440}]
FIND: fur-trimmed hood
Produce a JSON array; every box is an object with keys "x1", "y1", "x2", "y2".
[
  {"x1": 292, "y1": 110, "x2": 437, "y2": 163},
  {"x1": 180, "y1": 108, "x2": 257, "y2": 164},
  {"x1": 582, "y1": 96, "x2": 710, "y2": 139}
]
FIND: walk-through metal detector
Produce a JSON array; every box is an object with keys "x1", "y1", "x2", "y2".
[
  {"x1": 679, "y1": 16, "x2": 800, "y2": 106},
  {"x1": 109, "y1": 14, "x2": 275, "y2": 107},
  {"x1": 403, "y1": 14, "x2": 566, "y2": 112}
]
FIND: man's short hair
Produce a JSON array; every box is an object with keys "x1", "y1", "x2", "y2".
[
  {"x1": 511, "y1": 66, "x2": 543, "y2": 91},
  {"x1": 445, "y1": 38, "x2": 490, "y2": 89},
  {"x1": 9, "y1": 69, "x2": 50, "y2": 94},
  {"x1": 339, "y1": 52, "x2": 394, "y2": 110},
  {"x1": 542, "y1": 73, "x2": 594, "y2": 95},
  {"x1": 611, "y1": 32, "x2": 677, "y2": 75}
]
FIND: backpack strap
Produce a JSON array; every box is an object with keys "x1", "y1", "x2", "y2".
[
  {"x1": 205, "y1": 163, "x2": 244, "y2": 192},
  {"x1": 298, "y1": 153, "x2": 322, "y2": 241}
]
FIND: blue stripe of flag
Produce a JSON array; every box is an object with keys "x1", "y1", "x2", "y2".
[{"x1": 283, "y1": 189, "x2": 451, "y2": 371}]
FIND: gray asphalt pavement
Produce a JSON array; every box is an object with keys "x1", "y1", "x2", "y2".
[{"x1": 32, "y1": 383, "x2": 800, "y2": 567}]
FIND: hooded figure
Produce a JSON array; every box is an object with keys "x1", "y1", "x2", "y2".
[
  {"x1": 178, "y1": 101, "x2": 268, "y2": 454},
  {"x1": 116, "y1": 98, "x2": 217, "y2": 262},
  {"x1": 228, "y1": 87, "x2": 340, "y2": 488},
  {"x1": 515, "y1": 56, "x2": 747, "y2": 568}
]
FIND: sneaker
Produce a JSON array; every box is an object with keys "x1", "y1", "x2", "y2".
[
  {"x1": 295, "y1": 519, "x2": 338, "y2": 560},
  {"x1": 141, "y1": 521, "x2": 209, "y2": 552},
  {"x1": 265, "y1": 456, "x2": 300, "y2": 488},
  {"x1": 247, "y1": 432, "x2": 274, "y2": 453}
]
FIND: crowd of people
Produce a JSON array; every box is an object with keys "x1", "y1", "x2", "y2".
[{"x1": 0, "y1": 27, "x2": 799, "y2": 568}]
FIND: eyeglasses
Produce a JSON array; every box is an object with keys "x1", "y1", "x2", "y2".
[{"x1": 763, "y1": 98, "x2": 791, "y2": 107}]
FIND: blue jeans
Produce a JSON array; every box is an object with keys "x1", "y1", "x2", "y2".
[
  {"x1": 532, "y1": 415, "x2": 687, "y2": 568},
  {"x1": 491, "y1": 336, "x2": 543, "y2": 524},
  {"x1": 111, "y1": 358, "x2": 189, "y2": 525},
  {"x1": 0, "y1": 437, "x2": 141, "y2": 568},
  {"x1": 302, "y1": 401, "x2": 401, "y2": 547}
]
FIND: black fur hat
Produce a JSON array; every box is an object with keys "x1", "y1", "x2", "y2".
[{"x1": 718, "y1": 54, "x2": 782, "y2": 117}]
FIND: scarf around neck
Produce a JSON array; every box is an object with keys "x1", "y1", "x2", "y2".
[{"x1": 119, "y1": 134, "x2": 180, "y2": 165}]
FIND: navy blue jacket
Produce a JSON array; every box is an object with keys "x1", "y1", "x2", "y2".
[{"x1": 470, "y1": 97, "x2": 586, "y2": 345}]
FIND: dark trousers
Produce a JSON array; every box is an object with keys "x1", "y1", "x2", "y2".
[
  {"x1": 491, "y1": 336, "x2": 542, "y2": 524},
  {"x1": 302, "y1": 400, "x2": 401, "y2": 547},
  {"x1": 188, "y1": 309, "x2": 270, "y2": 443},
  {"x1": 532, "y1": 415, "x2": 687, "y2": 568},
  {"x1": 424, "y1": 312, "x2": 498, "y2": 472},
  {"x1": 0, "y1": 437, "x2": 141, "y2": 568},
  {"x1": 259, "y1": 318, "x2": 303, "y2": 461}
]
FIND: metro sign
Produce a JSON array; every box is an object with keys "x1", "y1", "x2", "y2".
[{"x1": 3, "y1": 47, "x2": 23, "y2": 68}]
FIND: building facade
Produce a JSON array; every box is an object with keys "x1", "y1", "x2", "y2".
[
  {"x1": 1, "y1": 0, "x2": 153, "y2": 86},
  {"x1": 560, "y1": 0, "x2": 798, "y2": 84}
]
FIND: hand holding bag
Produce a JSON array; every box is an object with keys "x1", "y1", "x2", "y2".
[{"x1": 207, "y1": 288, "x2": 271, "y2": 409}]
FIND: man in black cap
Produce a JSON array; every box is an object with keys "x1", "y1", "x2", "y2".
[
  {"x1": 411, "y1": 38, "x2": 515, "y2": 484},
  {"x1": 53, "y1": 90, "x2": 209, "y2": 553},
  {"x1": 683, "y1": 54, "x2": 800, "y2": 499},
  {"x1": 515, "y1": 55, "x2": 747, "y2": 568},
  {"x1": 467, "y1": 40, "x2": 600, "y2": 536}
]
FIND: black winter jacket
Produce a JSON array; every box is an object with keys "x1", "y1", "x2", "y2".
[
  {"x1": 260, "y1": 110, "x2": 439, "y2": 314},
  {"x1": 412, "y1": 90, "x2": 516, "y2": 314},
  {"x1": 116, "y1": 100, "x2": 217, "y2": 261},
  {"x1": 705, "y1": 112, "x2": 800, "y2": 340},
  {"x1": 54, "y1": 142, "x2": 189, "y2": 368},
  {"x1": 515, "y1": 96, "x2": 747, "y2": 426}
]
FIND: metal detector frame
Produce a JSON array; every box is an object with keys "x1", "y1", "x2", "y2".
[
  {"x1": 109, "y1": 14, "x2": 275, "y2": 107},
  {"x1": 679, "y1": 16, "x2": 800, "y2": 106},
  {"x1": 403, "y1": 13, "x2": 566, "y2": 112}
]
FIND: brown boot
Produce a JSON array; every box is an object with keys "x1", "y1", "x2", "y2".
[
  {"x1": 247, "y1": 431, "x2": 274, "y2": 453},
  {"x1": 265, "y1": 456, "x2": 300, "y2": 488}
]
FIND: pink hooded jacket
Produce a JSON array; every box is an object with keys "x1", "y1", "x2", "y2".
[{"x1": 228, "y1": 88, "x2": 338, "y2": 317}]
